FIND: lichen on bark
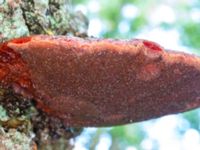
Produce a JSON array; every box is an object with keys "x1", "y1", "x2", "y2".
[
  {"x1": 0, "y1": 0, "x2": 88, "y2": 42},
  {"x1": 0, "y1": 128, "x2": 36, "y2": 150}
]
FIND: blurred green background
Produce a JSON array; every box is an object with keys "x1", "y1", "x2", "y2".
[{"x1": 72, "y1": 0, "x2": 200, "y2": 150}]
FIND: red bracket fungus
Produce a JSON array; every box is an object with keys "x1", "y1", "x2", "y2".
[{"x1": 0, "y1": 35, "x2": 200, "y2": 127}]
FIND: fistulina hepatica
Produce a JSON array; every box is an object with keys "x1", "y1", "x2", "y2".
[{"x1": 0, "y1": 35, "x2": 200, "y2": 127}]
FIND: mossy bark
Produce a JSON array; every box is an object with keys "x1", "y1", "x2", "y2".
[{"x1": 0, "y1": 0, "x2": 88, "y2": 150}]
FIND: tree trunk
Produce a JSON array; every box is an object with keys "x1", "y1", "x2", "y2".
[{"x1": 0, "y1": 0, "x2": 88, "y2": 149}]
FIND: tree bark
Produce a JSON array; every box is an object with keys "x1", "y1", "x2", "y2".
[{"x1": 0, "y1": 0, "x2": 88, "y2": 42}]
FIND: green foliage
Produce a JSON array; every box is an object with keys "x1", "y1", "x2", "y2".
[
  {"x1": 181, "y1": 22, "x2": 200, "y2": 50},
  {"x1": 109, "y1": 124, "x2": 145, "y2": 149},
  {"x1": 74, "y1": 0, "x2": 200, "y2": 50},
  {"x1": 183, "y1": 109, "x2": 200, "y2": 130}
]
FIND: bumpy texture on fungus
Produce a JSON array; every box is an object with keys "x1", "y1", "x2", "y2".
[{"x1": 1, "y1": 35, "x2": 200, "y2": 127}]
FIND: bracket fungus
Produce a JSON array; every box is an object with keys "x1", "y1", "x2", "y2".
[{"x1": 0, "y1": 35, "x2": 200, "y2": 127}]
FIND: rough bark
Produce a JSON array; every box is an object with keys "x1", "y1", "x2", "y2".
[
  {"x1": 0, "y1": 0, "x2": 88, "y2": 150},
  {"x1": 0, "y1": 0, "x2": 88, "y2": 42}
]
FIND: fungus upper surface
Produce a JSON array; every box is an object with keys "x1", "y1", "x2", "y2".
[{"x1": 4, "y1": 35, "x2": 200, "y2": 127}]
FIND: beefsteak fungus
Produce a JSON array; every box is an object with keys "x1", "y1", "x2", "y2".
[{"x1": 0, "y1": 35, "x2": 200, "y2": 127}]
